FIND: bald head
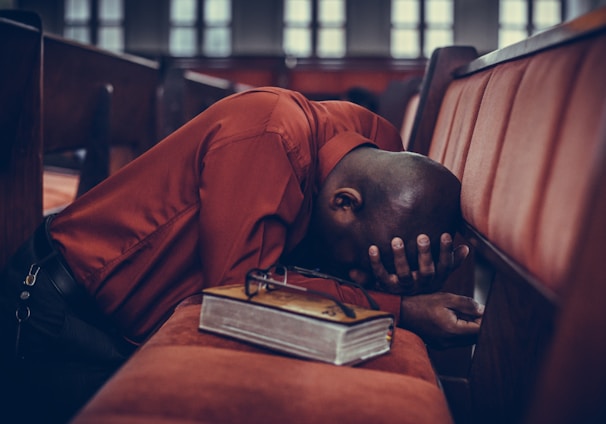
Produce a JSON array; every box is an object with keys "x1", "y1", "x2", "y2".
[{"x1": 311, "y1": 147, "x2": 461, "y2": 277}]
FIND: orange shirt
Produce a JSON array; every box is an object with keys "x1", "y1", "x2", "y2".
[{"x1": 51, "y1": 87, "x2": 403, "y2": 342}]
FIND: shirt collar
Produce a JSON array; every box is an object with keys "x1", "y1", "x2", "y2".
[{"x1": 317, "y1": 131, "x2": 377, "y2": 185}]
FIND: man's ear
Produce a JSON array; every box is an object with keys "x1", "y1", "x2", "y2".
[{"x1": 330, "y1": 188, "x2": 363, "y2": 212}]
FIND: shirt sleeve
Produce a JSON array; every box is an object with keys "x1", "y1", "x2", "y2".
[{"x1": 198, "y1": 132, "x2": 305, "y2": 287}]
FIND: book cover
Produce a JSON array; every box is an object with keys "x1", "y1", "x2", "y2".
[{"x1": 199, "y1": 284, "x2": 394, "y2": 366}]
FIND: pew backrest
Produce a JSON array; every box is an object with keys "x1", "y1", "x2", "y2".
[
  {"x1": 408, "y1": 46, "x2": 478, "y2": 155},
  {"x1": 400, "y1": 91, "x2": 420, "y2": 149},
  {"x1": 43, "y1": 34, "x2": 161, "y2": 160},
  {"x1": 0, "y1": 12, "x2": 43, "y2": 268},
  {"x1": 41, "y1": 35, "x2": 162, "y2": 213},
  {"x1": 421, "y1": 8, "x2": 606, "y2": 423},
  {"x1": 377, "y1": 76, "x2": 423, "y2": 141},
  {"x1": 157, "y1": 67, "x2": 238, "y2": 139}
]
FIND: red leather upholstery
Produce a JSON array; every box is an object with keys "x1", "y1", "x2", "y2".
[
  {"x1": 429, "y1": 35, "x2": 606, "y2": 295},
  {"x1": 73, "y1": 301, "x2": 453, "y2": 424}
]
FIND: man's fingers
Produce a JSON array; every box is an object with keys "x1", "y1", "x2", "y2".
[
  {"x1": 437, "y1": 233, "x2": 454, "y2": 274},
  {"x1": 452, "y1": 317, "x2": 482, "y2": 335},
  {"x1": 391, "y1": 237, "x2": 411, "y2": 278},
  {"x1": 417, "y1": 234, "x2": 435, "y2": 276},
  {"x1": 366, "y1": 234, "x2": 465, "y2": 295},
  {"x1": 369, "y1": 245, "x2": 398, "y2": 286},
  {"x1": 447, "y1": 294, "x2": 485, "y2": 317},
  {"x1": 436, "y1": 234, "x2": 470, "y2": 278},
  {"x1": 453, "y1": 244, "x2": 470, "y2": 268}
]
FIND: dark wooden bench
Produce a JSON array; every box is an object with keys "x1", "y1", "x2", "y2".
[
  {"x1": 410, "y1": 7, "x2": 606, "y2": 424},
  {"x1": 156, "y1": 64, "x2": 243, "y2": 139},
  {"x1": 2, "y1": 16, "x2": 246, "y2": 259},
  {"x1": 0, "y1": 11, "x2": 43, "y2": 269},
  {"x1": 408, "y1": 46, "x2": 479, "y2": 156},
  {"x1": 41, "y1": 34, "x2": 162, "y2": 212},
  {"x1": 42, "y1": 82, "x2": 113, "y2": 214},
  {"x1": 42, "y1": 36, "x2": 244, "y2": 214},
  {"x1": 44, "y1": 34, "x2": 161, "y2": 160},
  {"x1": 377, "y1": 76, "x2": 423, "y2": 147}
]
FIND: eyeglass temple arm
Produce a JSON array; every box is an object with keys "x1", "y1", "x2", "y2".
[
  {"x1": 288, "y1": 266, "x2": 380, "y2": 310},
  {"x1": 302, "y1": 287, "x2": 357, "y2": 319},
  {"x1": 247, "y1": 272, "x2": 357, "y2": 319}
]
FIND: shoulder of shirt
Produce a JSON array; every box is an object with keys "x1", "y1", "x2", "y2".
[
  {"x1": 200, "y1": 87, "x2": 314, "y2": 152},
  {"x1": 237, "y1": 86, "x2": 300, "y2": 100}
]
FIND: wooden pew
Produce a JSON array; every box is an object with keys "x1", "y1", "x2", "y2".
[
  {"x1": 377, "y1": 76, "x2": 423, "y2": 148},
  {"x1": 408, "y1": 46, "x2": 478, "y2": 156},
  {"x1": 43, "y1": 34, "x2": 161, "y2": 212},
  {"x1": 43, "y1": 82, "x2": 113, "y2": 214},
  {"x1": 156, "y1": 65, "x2": 241, "y2": 139},
  {"x1": 44, "y1": 34, "x2": 160, "y2": 159},
  {"x1": 399, "y1": 90, "x2": 420, "y2": 149},
  {"x1": 0, "y1": 11, "x2": 43, "y2": 269},
  {"x1": 412, "y1": 7, "x2": 606, "y2": 424}
]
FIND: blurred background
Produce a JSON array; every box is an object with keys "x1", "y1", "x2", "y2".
[{"x1": 2, "y1": 0, "x2": 605, "y2": 99}]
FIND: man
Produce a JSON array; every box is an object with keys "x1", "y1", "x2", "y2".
[{"x1": 0, "y1": 87, "x2": 482, "y2": 422}]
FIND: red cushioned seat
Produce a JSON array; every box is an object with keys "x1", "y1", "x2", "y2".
[{"x1": 72, "y1": 300, "x2": 453, "y2": 423}]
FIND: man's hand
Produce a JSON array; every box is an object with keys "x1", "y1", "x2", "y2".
[
  {"x1": 399, "y1": 292, "x2": 484, "y2": 349},
  {"x1": 352, "y1": 233, "x2": 469, "y2": 295}
]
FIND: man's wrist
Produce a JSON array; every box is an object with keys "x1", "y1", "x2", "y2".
[{"x1": 398, "y1": 295, "x2": 413, "y2": 329}]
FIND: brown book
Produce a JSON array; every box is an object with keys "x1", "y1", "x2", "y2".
[{"x1": 199, "y1": 284, "x2": 394, "y2": 366}]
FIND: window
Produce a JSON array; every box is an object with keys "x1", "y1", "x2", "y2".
[
  {"x1": 170, "y1": 0, "x2": 198, "y2": 56},
  {"x1": 424, "y1": 0, "x2": 453, "y2": 56},
  {"x1": 283, "y1": 0, "x2": 345, "y2": 58},
  {"x1": 283, "y1": 0, "x2": 313, "y2": 57},
  {"x1": 391, "y1": 0, "x2": 419, "y2": 58},
  {"x1": 64, "y1": 0, "x2": 91, "y2": 44},
  {"x1": 317, "y1": 0, "x2": 345, "y2": 58},
  {"x1": 282, "y1": 0, "x2": 452, "y2": 59},
  {"x1": 64, "y1": 0, "x2": 124, "y2": 52},
  {"x1": 98, "y1": 0, "x2": 124, "y2": 51},
  {"x1": 204, "y1": 0, "x2": 232, "y2": 56},
  {"x1": 391, "y1": 0, "x2": 453, "y2": 59},
  {"x1": 169, "y1": 0, "x2": 232, "y2": 57},
  {"x1": 499, "y1": 0, "x2": 563, "y2": 48}
]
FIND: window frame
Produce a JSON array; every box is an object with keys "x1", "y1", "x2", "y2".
[
  {"x1": 64, "y1": 0, "x2": 125, "y2": 52},
  {"x1": 283, "y1": 0, "x2": 347, "y2": 59},
  {"x1": 168, "y1": 0, "x2": 233, "y2": 57},
  {"x1": 390, "y1": 0, "x2": 455, "y2": 59},
  {"x1": 498, "y1": 0, "x2": 566, "y2": 48}
]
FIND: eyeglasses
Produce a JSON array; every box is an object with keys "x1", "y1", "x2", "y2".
[{"x1": 245, "y1": 264, "x2": 380, "y2": 319}]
